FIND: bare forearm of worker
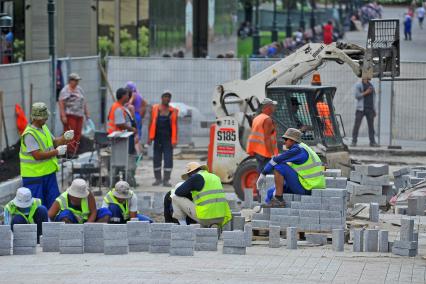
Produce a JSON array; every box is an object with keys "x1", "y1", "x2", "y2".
[
  {"x1": 84, "y1": 102, "x2": 90, "y2": 118},
  {"x1": 58, "y1": 100, "x2": 66, "y2": 118},
  {"x1": 263, "y1": 118, "x2": 275, "y2": 155},
  {"x1": 140, "y1": 100, "x2": 148, "y2": 118},
  {"x1": 31, "y1": 149, "x2": 59, "y2": 160},
  {"x1": 48, "y1": 202, "x2": 60, "y2": 220},
  {"x1": 130, "y1": 211, "x2": 137, "y2": 219},
  {"x1": 53, "y1": 136, "x2": 67, "y2": 147},
  {"x1": 115, "y1": 123, "x2": 135, "y2": 132},
  {"x1": 86, "y1": 193, "x2": 97, "y2": 223}
]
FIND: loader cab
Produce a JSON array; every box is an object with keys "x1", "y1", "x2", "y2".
[{"x1": 266, "y1": 85, "x2": 346, "y2": 151}]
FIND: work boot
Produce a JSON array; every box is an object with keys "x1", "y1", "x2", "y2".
[
  {"x1": 350, "y1": 141, "x2": 357, "y2": 147},
  {"x1": 152, "y1": 179, "x2": 162, "y2": 186},
  {"x1": 263, "y1": 196, "x2": 286, "y2": 208},
  {"x1": 370, "y1": 142, "x2": 380, "y2": 147},
  {"x1": 152, "y1": 170, "x2": 162, "y2": 186},
  {"x1": 163, "y1": 171, "x2": 172, "y2": 187}
]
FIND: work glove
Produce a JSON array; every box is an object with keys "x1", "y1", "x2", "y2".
[
  {"x1": 64, "y1": 130, "x2": 74, "y2": 141},
  {"x1": 256, "y1": 173, "x2": 267, "y2": 190},
  {"x1": 56, "y1": 145, "x2": 67, "y2": 156}
]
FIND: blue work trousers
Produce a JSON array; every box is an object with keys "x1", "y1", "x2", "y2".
[
  {"x1": 153, "y1": 137, "x2": 173, "y2": 180},
  {"x1": 108, "y1": 203, "x2": 153, "y2": 223},
  {"x1": 54, "y1": 208, "x2": 112, "y2": 223},
  {"x1": 22, "y1": 172, "x2": 60, "y2": 209},
  {"x1": 11, "y1": 206, "x2": 48, "y2": 239}
]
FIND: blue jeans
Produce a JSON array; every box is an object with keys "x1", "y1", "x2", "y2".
[
  {"x1": 108, "y1": 203, "x2": 153, "y2": 223},
  {"x1": 54, "y1": 208, "x2": 112, "y2": 223},
  {"x1": 135, "y1": 112, "x2": 142, "y2": 140},
  {"x1": 11, "y1": 206, "x2": 48, "y2": 238},
  {"x1": 22, "y1": 172, "x2": 60, "y2": 209}
]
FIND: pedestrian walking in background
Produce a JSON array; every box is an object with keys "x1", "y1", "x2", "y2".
[
  {"x1": 58, "y1": 73, "x2": 90, "y2": 157},
  {"x1": 148, "y1": 91, "x2": 178, "y2": 187},
  {"x1": 323, "y1": 20, "x2": 334, "y2": 44},
  {"x1": 416, "y1": 4, "x2": 425, "y2": 29},
  {"x1": 20, "y1": 102, "x2": 72, "y2": 208},
  {"x1": 125, "y1": 82, "x2": 147, "y2": 151},
  {"x1": 351, "y1": 76, "x2": 379, "y2": 147},
  {"x1": 404, "y1": 13, "x2": 412, "y2": 40}
]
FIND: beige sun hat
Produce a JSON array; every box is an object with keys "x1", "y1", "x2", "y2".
[
  {"x1": 12, "y1": 187, "x2": 33, "y2": 208},
  {"x1": 282, "y1": 128, "x2": 302, "y2": 143},
  {"x1": 67, "y1": 179, "x2": 90, "y2": 198},
  {"x1": 113, "y1": 181, "x2": 132, "y2": 199},
  {"x1": 181, "y1": 162, "x2": 208, "y2": 180}
]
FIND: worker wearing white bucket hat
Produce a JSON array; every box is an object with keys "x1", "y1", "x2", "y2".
[
  {"x1": 4, "y1": 187, "x2": 48, "y2": 240},
  {"x1": 48, "y1": 179, "x2": 111, "y2": 224}
]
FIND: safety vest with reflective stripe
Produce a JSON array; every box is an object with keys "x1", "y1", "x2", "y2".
[
  {"x1": 19, "y1": 125, "x2": 59, "y2": 178},
  {"x1": 316, "y1": 102, "x2": 334, "y2": 137},
  {"x1": 149, "y1": 104, "x2": 178, "y2": 145},
  {"x1": 4, "y1": 198, "x2": 42, "y2": 224},
  {"x1": 246, "y1": 113, "x2": 278, "y2": 158},
  {"x1": 191, "y1": 171, "x2": 232, "y2": 226},
  {"x1": 107, "y1": 102, "x2": 127, "y2": 134},
  {"x1": 56, "y1": 192, "x2": 90, "y2": 223},
  {"x1": 103, "y1": 190, "x2": 132, "y2": 221},
  {"x1": 289, "y1": 143, "x2": 325, "y2": 190}
]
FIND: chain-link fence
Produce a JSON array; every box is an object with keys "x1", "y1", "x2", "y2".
[
  {"x1": 106, "y1": 57, "x2": 243, "y2": 137},
  {"x1": 0, "y1": 56, "x2": 101, "y2": 151}
]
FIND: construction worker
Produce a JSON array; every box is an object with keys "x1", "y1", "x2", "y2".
[
  {"x1": 257, "y1": 128, "x2": 325, "y2": 207},
  {"x1": 20, "y1": 102, "x2": 73, "y2": 209},
  {"x1": 4, "y1": 187, "x2": 48, "y2": 240},
  {"x1": 148, "y1": 91, "x2": 178, "y2": 187},
  {"x1": 315, "y1": 93, "x2": 334, "y2": 138},
  {"x1": 48, "y1": 179, "x2": 111, "y2": 223},
  {"x1": 163, "y1": 182, "x2": 197, "y2": 224},
  {"x1": 246, "y1": 98, "x2": 279, "y2": 174},
  {"x1": 171, "y1": 162, "x2": 232, "y2": 227},
  {"x1": 102, "y1": 181, "x2": 153, "y2": 223}
]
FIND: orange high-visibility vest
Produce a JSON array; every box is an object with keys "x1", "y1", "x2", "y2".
[
  {"x1": 149, "y1": 104, "x2": 178, "y2": 145},
  {"x1": 107, "y1": 102, "x2": 127, "y2": 134},
  {"x1": 246, "y1": 113, "x2": 278, "y2": 158},
  {"x1": 316, "y1": 102, "x2": 334, "y2": 137}
]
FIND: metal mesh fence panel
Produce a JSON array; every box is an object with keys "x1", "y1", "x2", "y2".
[{"x1": 106, "y1": 57, "x2": 242, "y2": 137}]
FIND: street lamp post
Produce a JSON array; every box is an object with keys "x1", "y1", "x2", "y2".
[
  {"x1": 310, "y1": 0, "x2": 316, "y2": 38},
  {"x1": 286, "y1": 0, "x2": 292, "y2": 37},
  {"x1": 300, "y1": 0, "x2": 306, "y2": 31},
  {"x1": 252, "y1": 0, "x2": 261, "y2": 55},
  {"x1": 47, "y1": 0, "x2": 56, "y2": 131},
  {"x1": 271, "y1": 0, "x2": 278, "y2": 42}
]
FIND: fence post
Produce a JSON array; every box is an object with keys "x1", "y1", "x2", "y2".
[{"x1": 18, "y1": 59, "x2": 26, "y2": 114}]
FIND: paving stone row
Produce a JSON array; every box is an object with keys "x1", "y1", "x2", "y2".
[
  {"x1": 195, "y1": 228, "x2": 218, "y2": 251},
  {"x1": 222, "y1": 231, "x2": 246, "y2": 255},
  {"x1": 103, "y1": 224, "x2": 128, "y2": 255},
  {"x1": 170, "y1": 225, "x2": 195, "y2": 256},
  {"x1": 59, "y1": 224, "x2": 84, "y2": 254},
  {"x1": 41, "y1": 222, "x2": 63, "y2": 252},
  {"x1": 0, "y1": 225, "x2": 12, "y2": 255},
  {"x1": 127, "y1": 221, "x2": 150, "y2": 252}
]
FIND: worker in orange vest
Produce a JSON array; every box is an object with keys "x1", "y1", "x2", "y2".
[
  {"x1": 246, "y1": 98, "x2": 279, "y2": 175},
  {"x1": 148, "y1": 91, "x2": 178, "y2": 187},
  {"x1": 315, "y1": 94, "x2": 334, "y2": 138}
]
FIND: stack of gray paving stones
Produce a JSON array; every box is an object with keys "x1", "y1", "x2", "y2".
[
  {"x1": 347, "y1": 164, "x2": 390, "y2": 206},
  {"x1": 149, "y1": 223, "x2": 172, "y2": 253},
  {"x1": 363, "y1": 229, "x2": 379, "y2": 252},
  {"x1": 127, "y1": 221, "x2": 150, "y2": 252},
  {"x1": 41, "y1": 222, "x2": 63, "y2": 252},
  {"x1": 222, "y1": 231, "x2": 247, "y2": 255},
  {"x1": 269, "y1": 225, "x2": 280, "y2": 248},
  {"x1": 59, "y1": 224, "x2": 84, "y2": 254},
  {"x1": 378, "y1": 230, "x2": 389, "y2": 252},
  {"x1": 352, "y1": 228, "x2": 364, "y2": 252},
  {"x1": 170, "y1": 225, "x2": 195, "y2": 256},
  {"x1": 243, "y1": 189, "x2": 254, "y2": 209},
  {"x1": 244, "y1": 223, "x2": 252, "y2": 247},
  {"x1": 392, "y1": 218, "x2": 418, "y2": 257},
  {"x1": 332, "y1": 229, "x2": 344, "y2": 251},
  {"x1": 13, "y1": 224, "x2": 37, "y2": 255},
  {"x1": 251, "y1": 208, "x2": 271, "y2": 229},
  {"x1": 0, "y1": 225, "x2": 12, "y2": 256},
  {"x1": 369, "y1": 203, "x2": 379, "y2": 222},
  {"x1": 195, "y1": 228, "x2": 218, "y2": 251},
  {"x1": 305, "y1": 233, "x2": 328, "y2": 245},
  {"x1": 286, "y1": 227, "x2": 297, "y2": 249},
  {"x1": 84, "y1": 223, "x2": 104, "y2": 253},
  {"x1": 103, "y1": 224, "x2": 128, "y2": 255},
  {"x1": 152, "y1": 192, "x2": 165, "y2": 214},
  {"x1": 232, "y1": 216, "x2": 245, "y2": 231}
]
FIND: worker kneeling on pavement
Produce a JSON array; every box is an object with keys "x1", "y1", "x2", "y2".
[
  {"x1": 4, "y1": 187, "x2": 48, "y2": 240},
  {"x1": 257, "y1": 128, "x2": 325, "y2": 207},
  {"x1": 171, "y1": 162, "x2": 232, "y2": 227},
  {"x1": 102, "y1": 181, "x2": 153, "y2": 223},
  {"x1": 48, "y1": 179, "x2": 111, "y2": 223}
]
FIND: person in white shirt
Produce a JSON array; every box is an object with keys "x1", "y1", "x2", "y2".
[{"x1": 416, "y1": 5, "x2": 425, "y2": 29}]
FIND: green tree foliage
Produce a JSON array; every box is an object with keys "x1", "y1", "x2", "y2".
[{"x1": 97, "y1": 26, "x2": 150, "y2": 57}]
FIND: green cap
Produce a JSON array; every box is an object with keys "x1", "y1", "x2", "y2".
[{"x1": 31, "y1": 102, "x2": 50, "y2": 120}]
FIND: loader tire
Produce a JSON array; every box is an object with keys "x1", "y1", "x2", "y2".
[{"x1": 232, "y1": 158, "x2": 258, "y2": 201}]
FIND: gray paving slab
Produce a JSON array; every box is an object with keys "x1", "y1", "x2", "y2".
[
  {"x1": 104, "y1": 246, "x2": 129, "y2": 255},
  {"x1": 13, "y1": 246, "x2": 36, "y2": 255}
]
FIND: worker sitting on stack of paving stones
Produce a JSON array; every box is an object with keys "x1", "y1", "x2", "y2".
[
  {"x1": 4, "y1": 187, "x2": 48, "y2": 241},
  {"x1": 102, "y1": 181, "x2": 153, "y2": 223},
  {"x1": 48, "y1": 179, "x2": 111, "y2": 223},
  {"x1": 171, "y1": 162, "x2": 232, "y2": 227},
  {"x1": 257, "y1": 128, "x2": 325, "y2": 207},
  {"x1": 20, "y1": 102, "x2": 73, "y2": 209}
]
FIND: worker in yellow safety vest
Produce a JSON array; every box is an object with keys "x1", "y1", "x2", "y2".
[
  {"x1": 20, "y1": 102, "x2": 74, "y2": 209},
  {"x1": 102, "y1": 181, "x2": 153, "y2": 223},
  {"x1": 171, "y1": 162, "x2": 232, "y2": 227},
  {"x1": 48, "y1": 179, "x2": 111, "y2": 223},
  {"x1": 256, "y1": 128, "x2": 325, "y2": 207},
  {"x1": 4, "y1": 187, "x2": 48, "y2": 240}
]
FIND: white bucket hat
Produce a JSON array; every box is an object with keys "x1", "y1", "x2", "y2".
[
  {"x1": 67, "y1": 179, "x2": 90, "y2": 198},
  {"x1": 13, "y1": 187, "x2": 33, "y2": 208},
  {"x1": 113, "y1": 181, "x2": 132, "y2": 199},
  {"x1": 181, "y1": 162, "x2": 208, "y2": 180}
]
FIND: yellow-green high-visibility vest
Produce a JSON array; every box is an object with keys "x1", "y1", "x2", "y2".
[
  {"x1": 103, "y1": 190, "x2": 131, "y2": 221},
  {"x1": 19, "y1": 125, "x2": 59, "y2": 177},
  {"x1": 56, "y1": 192, "x2": 90, "y2": 223},
  {"x1": 4, "y1": 198, "x2": 42, "y2": 224},
  {"x1": 289, "y1": 142, "x2": 325, "y2": 190},
  {"x1": 191, "y1": 171, "x2": 232, "y2": 226}
]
